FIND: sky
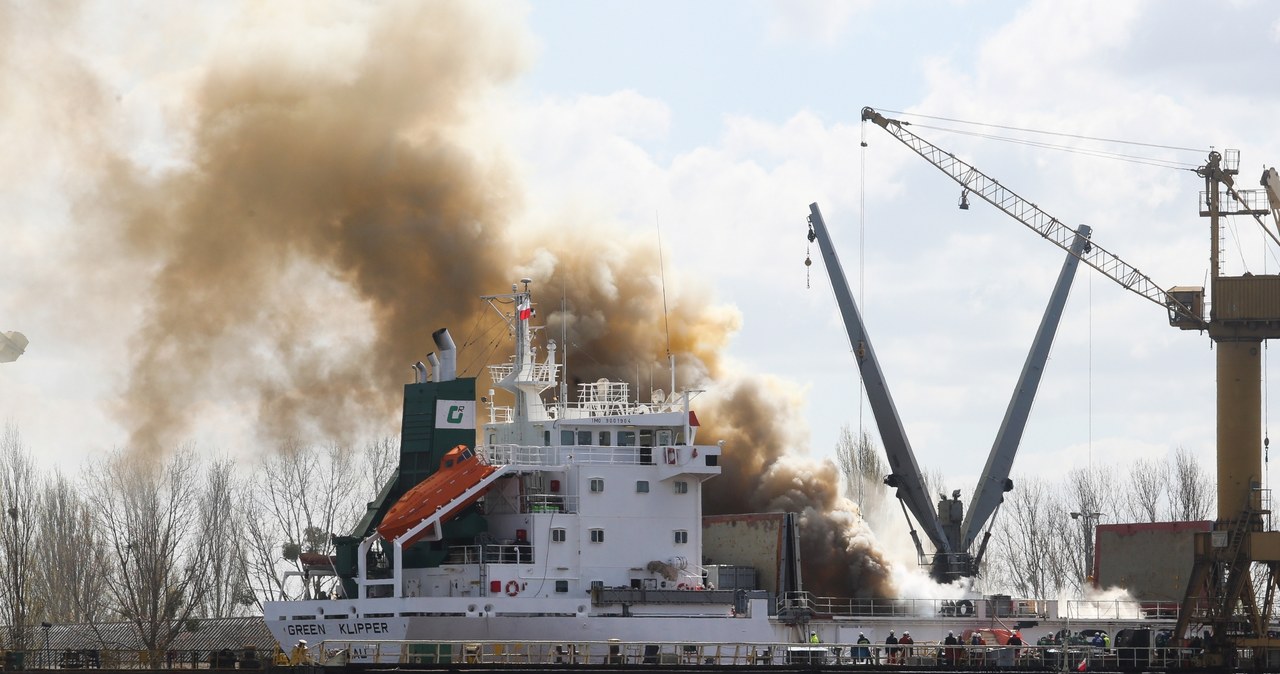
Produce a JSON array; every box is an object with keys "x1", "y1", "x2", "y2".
[{"x1": 2, "y1": 0, "x2": 1280, "y2": 522}]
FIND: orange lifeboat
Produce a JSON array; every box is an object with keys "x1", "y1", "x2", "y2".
[{"x1": 377, "y1": 444, "x2": 496, "y2": 545}]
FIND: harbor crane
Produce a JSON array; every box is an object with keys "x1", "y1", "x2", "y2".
[{"x1": 859, "y1": 106, "x2": 1280, "y2": 663}]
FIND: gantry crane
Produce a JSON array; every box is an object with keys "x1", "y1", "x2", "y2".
[{"x1": 860, "y1": 106, "x2": 1280, "y2": 663}]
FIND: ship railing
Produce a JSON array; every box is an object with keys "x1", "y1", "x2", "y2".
[
  {"x1": 521, "y1": 493, "x2": 579, "y2": 514},
  {"x1": 305, "y1": 638, "x2": 1213, "y2": 669},
  {"x1": 443, "y1": 543, "x2": 534, "y2": 565},
  {"x1": 479, "y1": 490, "x2": 580, "y2": 516},
  {"x1": 1064, "y1": 598, "x2": 1183, "y2": 620},
  {"x1": 781, "y1": 591, "x2": 918, "y2": 618},
  {"x1": 0, "y1": 639, "x2": 1215, "y2": 670},
  {"x1": 483, "y1": 443, "x2": 653, "y2": 467},
  {"x1": 487, "y1": 362, "x2": 558, "y2": 388}
]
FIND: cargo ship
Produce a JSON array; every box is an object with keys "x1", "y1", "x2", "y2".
[{"x1": 262, "y1": 280, "x2": 1187, "y2": 667}]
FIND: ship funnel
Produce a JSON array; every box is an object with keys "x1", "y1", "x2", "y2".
[
  {"x1": 432, "y1": 329, "x2": 457, "y2": 382},
  {"x1": 426, "y1": 352, "x2": 441, "y2": 382},
  {"x1": 412, "y1": 361, "x2": 428, "y2": 384}
]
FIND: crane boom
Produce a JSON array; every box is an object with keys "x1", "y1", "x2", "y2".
[{"x1": 861, "y1": 107, "x2": 1206, "y2": 330}]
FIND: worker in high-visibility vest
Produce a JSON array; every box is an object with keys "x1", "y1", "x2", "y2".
[{"x1": 289, "y1": 640, "x2": 313, "y2": 666}]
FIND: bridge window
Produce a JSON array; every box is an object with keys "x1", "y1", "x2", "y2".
[
  {"x1": 577, "y1": 430, "x2": 591, "y2": 446},
  {"x1": 589, "y1": 478, "x2": 605, "y2": 493},
  {"x1": 639, "y1": 430, "x2": 653, "y2": 447},
  {"x1": 589, "y1": 528, "x2": 605, "y2": 543},
  {"x1": 674, "y1": 530, "x2": 688, "y2": 544},
  {"x1": 561, "y1": 430, "x2": 574, "y2": 445},
  {"x1": 555, "y1": 580, "x2": 568, "y2": 593},
  {"x1": 673, "y1": 481, "x2": 688, "y2": 494},
  {"x1": 657, "y1": 430, "x2": 672, "y2": 445},
  {"x1": 544, "y1": 430, "x2": 551, "y2": 446},
  {"x1": 618, "y1": 431, "x2": 635, "y2": 446},
  {"x1": 636, "y1": 480, "x2": 649, "y2": 493},
  {"x1": 599, "y1": 431, "x2": 611, "y2": 446},
  {"x1": 551, "y1": 528, "x2": 566, "y2": 543}
]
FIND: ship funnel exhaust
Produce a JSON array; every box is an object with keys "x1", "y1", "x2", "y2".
[
  {"x1": 411, "y1": 361, "x2": 428, "y2": 384},
  {"x1": 432, "y1": 329, "x2": 457, "y2": 382},
  {"x1": 426, "y1": 352, "x2": 441, "y2": 383}
]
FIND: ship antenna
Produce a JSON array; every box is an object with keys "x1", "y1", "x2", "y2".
[
  {"x1": 560, "y1": 278, "x2": 569, "y2": 413},
  {"x1": 656, "y1": 212, "x2": 675, "y2": 395}
]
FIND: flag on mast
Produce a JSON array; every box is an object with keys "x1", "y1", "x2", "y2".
[{"x1": 518, "y1": 298, "x2": 532, "y2": 321}]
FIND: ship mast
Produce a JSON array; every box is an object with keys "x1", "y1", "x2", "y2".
[{"x1": 483, "y1": 279, "x2": 557, "y2": 438}]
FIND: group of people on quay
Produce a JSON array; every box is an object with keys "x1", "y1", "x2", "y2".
[{"x1": 806, "y1": 628, "x2": 1027, "y2": 666}]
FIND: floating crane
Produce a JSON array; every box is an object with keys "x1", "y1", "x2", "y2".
[
  {"x1": 859, "y1": 106, "x2": 1280, "y2": 664},
  {"x1": 807, "y1": 203, "x2": 1089, "y2": 580}
]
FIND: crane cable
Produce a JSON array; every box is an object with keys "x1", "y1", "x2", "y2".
[
  {"x1": 858, "y1": 112, "x2": 869, "y2": 509},
  {"x1": 885, "y1": 108, "x2": 1280, "y2": 272},
  {"x1": 877, "y1": 108, "x2": 1206, "y2": 154}
]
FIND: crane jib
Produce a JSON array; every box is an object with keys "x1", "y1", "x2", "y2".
[{"x1": 860, "y1": 107, "x2": 1206, "y2": 330}]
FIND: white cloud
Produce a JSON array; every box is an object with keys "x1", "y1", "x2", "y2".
[{"x1": 764, "y1": 0, "x2": 873, "y2": 46}]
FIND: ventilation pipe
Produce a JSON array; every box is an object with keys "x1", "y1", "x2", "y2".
[
  {"x1": 432, "y1": 329, "x2": 456, "y2": 382},
  {"x1": 411, "y1": 361, "x2": 428, "y2": 384},
  {"x1": 426, "y1": 352, "x2": 440, "y2": 383}
]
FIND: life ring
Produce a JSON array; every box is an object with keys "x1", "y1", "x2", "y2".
[
  {"x1": 505, "y1": 580, "x2": 520, "y2": 597},
  {"x1": 665, "y1": 447, "x2": 676, "y2": 464},
  {"x1": 676, "y1": 582, "x2": 688, "y2": 590},
  {"x1": 956, "y1": 599, "x2": 974, "y2": 616}
]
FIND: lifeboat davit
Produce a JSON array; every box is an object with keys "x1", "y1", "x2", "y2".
[{"x1": 377, "y1": 444, "x2": 496, "y2": 544}]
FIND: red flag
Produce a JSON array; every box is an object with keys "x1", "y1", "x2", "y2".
[
  {"x1": 518, "y1": 299, "x2": 531, "y2": 321},
  {"x1": 1077, "y1": 658, "x2": 1088, "y2": 672}
]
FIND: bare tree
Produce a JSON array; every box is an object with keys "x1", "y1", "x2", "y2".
[
  {"x1": 359, "y1": 437, "x2": 398, "y2": 503},
  {"x1": 1064, "y1": 465, "x2": 1119, "y2": 589},
  {"x1": 240, "y1": 440, "x2": 360, "y2": 605},
  {"x1": 1169, "y1": 446, "x2": 1214, "y2": 521},
  {"x1": 834, "y1": 425, "x2": 858, "y2": 503},
  {"x1": 84, "y1": 446, "x2": 211, "y2": 667},
  {"x1": 834, "y1": 425, "x2": 888, "y2": 521},
  {"x1": 0, "y1": 425, "x2": 38, "y2": 649},
  {"x1": 34, "y1": 470, "x2": 109, "y2": 623},
  {"x1": 1124, "y1": 457, "x2": 1168, "y2": 523},
  {"x1": 989, "y1": 476, "x2": 1069, "y2": 598},
  {"x1": 196, "y1": 457, "x2": 253, "y2": 618}
]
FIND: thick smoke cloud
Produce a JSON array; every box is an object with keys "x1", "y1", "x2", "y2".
[
  {"x1": 92, "y1": 3, "x2": 524, "y2": 455},
  {"x1": 61, "y1": 1, "x2": 896, "y2": 598},
  {"x1": 700, "y1": 377, "x2": 896, "y2": 597}
]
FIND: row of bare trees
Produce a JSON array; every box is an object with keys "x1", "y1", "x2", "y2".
[
  {"x1": 833, "y1": 424, "x2": 1215, "y2": 597},
  {"x1": 0, "y1": 424, "x2": 395, "y2": 655}
]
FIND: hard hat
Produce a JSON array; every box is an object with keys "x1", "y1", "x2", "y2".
[
  {"x1": 298, "y1": 640, "x2": 307, "y2": 645},
  {"x1": 948, "y1": 631, "x2": 954, "y2": 636},
  {"x1": 904, "y1": 631, "x2": 910, "y2": 636},
  {"x1": 810, "y1": 630, "x2": 816, "y2": 635}
]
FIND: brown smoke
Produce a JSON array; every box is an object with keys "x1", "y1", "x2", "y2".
[
  {"x1": 65, "y1": 1, "x2": 895, "y2": 598},
  {"x1": 86, "y1": 2, "x2": 525, "y2": 456},
  {"x1": 700, "y1": 377, "x2": 897, "y2": 597}
]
